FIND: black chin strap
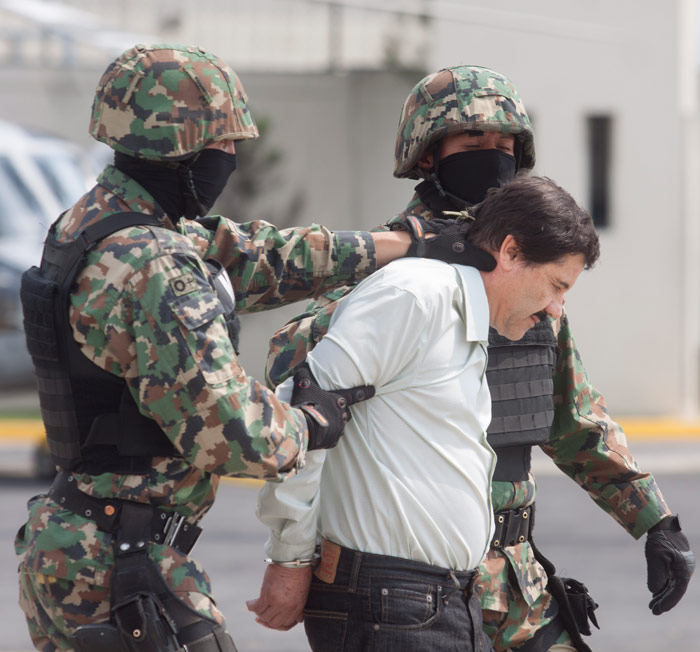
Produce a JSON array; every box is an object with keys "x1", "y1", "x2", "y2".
[
  {"x1": 414, "y1": 145, "x2": 474, "y2": 216},
  {"x1": 415, "y1": 176, "x2": 472, "y2": 217},
  {"x1": 177, "y1": 155, "x2": 204, "y2": 220}
]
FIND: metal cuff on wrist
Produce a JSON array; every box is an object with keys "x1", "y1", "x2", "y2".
[{"x1": 264, "y1": 553, "x2": 321, "y2": 568}]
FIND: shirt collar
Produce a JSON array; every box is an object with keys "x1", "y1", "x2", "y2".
[{"x1": 454, "y1": 265, "x2": 490, "y2": 343}]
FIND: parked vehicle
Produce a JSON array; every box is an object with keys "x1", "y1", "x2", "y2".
[{"x1": 0, "y1": 119, "x2": 95, "y2": 389}]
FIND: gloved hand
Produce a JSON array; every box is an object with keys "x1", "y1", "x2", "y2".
[
  {"x1": 291, "y1": 362, "x2": 375, "y2": 450},
  {"x1": 390, "y1": 215, "x2": 496, "y2": 271},
  {"x1": 645, "y1": 514, "x2": 695, "y2": 614}
]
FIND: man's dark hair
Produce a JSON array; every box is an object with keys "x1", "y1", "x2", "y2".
[{"x1": 468, "y1": 176, "x2": 600, "y2": 269}]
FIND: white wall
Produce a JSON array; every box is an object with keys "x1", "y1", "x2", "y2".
[
  {"x1": 0, "y1": 67, "x2": 419, "y2": 385},
  {"x1": 221, "y1": 71, "x2": 420, "y2": 383},
  {"x1": 429, "y1": 0, "x2": 699, "y2": 416},
  {"x1": 1, "y1": 0, "x2": 697, "y2": 415}
]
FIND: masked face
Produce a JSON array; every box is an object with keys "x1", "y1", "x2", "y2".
[
  {"x1": 437, "y1": 149, "x2": 516, "y2": 205},
  {"x1": 113, "y1": 140, "x2": 237, "y2": 221},
  {"x1": 418, "y1": 130, "x2": 518, "y2": 206},
  {"x1": 181, "y1": 149, "x2": 238, "y2": 219}
]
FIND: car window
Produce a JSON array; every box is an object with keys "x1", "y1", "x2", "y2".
[{"x1": 0, "y1": 156, "x2": 44, "y2": 238}]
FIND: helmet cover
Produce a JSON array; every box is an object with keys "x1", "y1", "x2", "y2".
[{"x1": 90, "y1": 43, "x2": 258, "y2": 161}]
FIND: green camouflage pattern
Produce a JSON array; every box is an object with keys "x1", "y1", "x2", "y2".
[
  {"x1": 264, "y1": 192, "x2": 672, "y2": 650},
  {"x1": 18, "y1": 569, "x2": 223, "y2": 652},
  {"x1": 16, "y1": 164, "x2": 377, "y2": 649},
  {"x1": 394, "y1": 66, "x2": 535, "y2": 179},
  {"x1": 17, "y1": 495, "x2": 223, "y2": 651},
  {"x1": 90, "y1": 44, "x2": 258, "y2": 160},
  {"x1": 482, "y1": 593, "x2": 576, "y2": 650},
  {"x1": 480, "y1": 555, "x2": 554, "y2": 650}
]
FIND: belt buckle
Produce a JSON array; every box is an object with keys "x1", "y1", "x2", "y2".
[{"x1": 162, "y1": 512, "x2": 186, "y2": 548}]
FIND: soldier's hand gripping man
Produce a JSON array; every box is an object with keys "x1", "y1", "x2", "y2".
[
  {"x1": 263, "y1": 65, "x2": 695, "y2": 652},
  {"x1": 15, "y1": 45, "x2": 495, "y2": 652}
]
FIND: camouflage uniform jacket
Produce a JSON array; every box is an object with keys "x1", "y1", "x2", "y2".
[
  {"x1": 15, "y1": 165, "x2": 377, "y2": 598},
  {"x1": 265, "y1": 191, "x2": 672, "y2": 615}
]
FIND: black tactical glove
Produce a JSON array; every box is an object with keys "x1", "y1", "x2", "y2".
[
  {"x1": 390, "y1": 215, "x2": 496, "y2": 271},
  {"x1": 290, "y1": 362, "x2": 375, "y2": 451},
  {"x1": 645, "y1": 514, "x2": 695, "y2": 614}
]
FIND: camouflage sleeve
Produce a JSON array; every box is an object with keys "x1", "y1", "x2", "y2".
[
  {"x1": 265, "y1": 286, "x2": 352, "y2": 388},
  {"x1": 260, "y1": 221, "x2": 396, "y2": 388},
  {"x1": 184, "y1": 217, "x2": 376, "y2": 312},
  {"x1": 112, "y1": 249, "x2": 307, "y2": 480},
  {"x1": 543, "y1": 312, "x2": 671, "y2": 539}
]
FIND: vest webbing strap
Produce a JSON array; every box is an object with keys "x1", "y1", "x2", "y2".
[
  {"x1": 489, "y1": 378, "x2": 553, "y2": 402},
  {"x1": 488, "y1": 410, "x2": 555, "y2": 436}
]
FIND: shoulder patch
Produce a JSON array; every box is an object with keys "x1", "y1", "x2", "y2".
[{"x1": 169, "y1": 273, "x2": 198, "y2": 297}]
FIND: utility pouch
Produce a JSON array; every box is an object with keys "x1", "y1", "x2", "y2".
[
  {"x1": 72, "y1": 623, "x2": 123, "y2": 652},
  {"x1": 71, "y1": 593, "x2": 181, "y2": 652},
  {"x1": 177, "y1": 621, "x2": 239, "y2": 652},
  {"x1": 113, "y1": 592, "x2": 180, "y2": 652},
  {"x1": 560, "y1": 577, "x2": 599, "y2": 636},
  {"x1": 72, "y1": 498, "x2": 238, "y2": 652},
  {"x1": 530, "y1": 535, "x2": 598, "y2": 652}
]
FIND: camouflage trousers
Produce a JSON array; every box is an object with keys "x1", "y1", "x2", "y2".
[
  {"x1": 482, "y1": 595, "x2": 577, "y2": 652},
  {"x1": 18, "y1": 563, "x2": 224, "y2": 652}
]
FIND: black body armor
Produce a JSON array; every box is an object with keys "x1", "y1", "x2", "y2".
[
  {"x1": 485, "y1": 319, "x2": 557, "y2": 481},
  {"x1": 20, "y1": 213, "x2": 176, "y2": 474},
  {"x1": 20, "y1": 212, "x2": 240, "y2": 475}
]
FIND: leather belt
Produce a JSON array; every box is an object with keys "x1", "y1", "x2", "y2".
[
  {"x1": 491, "y1": 505, "x2": 533, "y2": 549},
  {"x1": 48, "y1": 471, "x2": 202, "y2": 554}
]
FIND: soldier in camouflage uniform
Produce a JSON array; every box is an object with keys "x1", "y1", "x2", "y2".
[
  {"x1": 15, "y1": 46, "x2": 493, "y2": 652},
  {"x1": 262, "y1": 66, "x2": 695, "y2": 652}
]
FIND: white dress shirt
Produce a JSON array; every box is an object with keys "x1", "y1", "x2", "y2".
[{"x1": 257, "y1": 258, "x2": 496, "y2": 571}]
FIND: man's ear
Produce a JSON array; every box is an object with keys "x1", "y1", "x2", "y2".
[
  {"x1": 498, "y1": 234, "x2": 520, "y2": 271},
  {"x1": 417, "y1": 149, "x2": 435, "y2": 171}
]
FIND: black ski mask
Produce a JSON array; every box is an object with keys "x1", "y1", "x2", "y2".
[
  {"x1": 180, "y1": 149, "x2": 237, "y2": 219},
  {"x1": 436, "y1": 149, "x2": 516, "y2": 206},
  {"x1": 114, "y1": 149, "x2": 237, "y2": 220}
]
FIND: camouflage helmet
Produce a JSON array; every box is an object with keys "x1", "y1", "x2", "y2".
[
  {"x1": 89, "y1": 43, "x2": 258, "y2": 161},
  {"x1": 394, "y1": 65, "x2": 535, "y2": 179}
]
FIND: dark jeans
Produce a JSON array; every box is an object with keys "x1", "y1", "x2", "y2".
[{"x1": 303, "y1": 543, "x2": 493, "y2": 652}]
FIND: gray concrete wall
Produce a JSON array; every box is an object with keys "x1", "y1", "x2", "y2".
[
  {"x1": 2, "y1": 0, "x2": 698, "y2": 416},
  {"x1": 0, "y1": 67, "x2": 419, "y2": 385},
  {"x1": 430, "y1": 0, "x2": 700, "y2": 417}
]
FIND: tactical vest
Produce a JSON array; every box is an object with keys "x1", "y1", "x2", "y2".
[
  {"x1": 20, "y1": 212, "x2": 239, "y2": 475},
  {"x1": 485, "y1": 319, "x2": 557, "y2": 481}
]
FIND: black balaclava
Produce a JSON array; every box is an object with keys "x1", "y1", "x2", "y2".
[
  {"x1": 417, "y1": 147, "x2": 517, "y2": 216},
  {"x1": 436, "y1": 149, "x2": 516, "y2": 205},
  {"x1": 114, "y1": 149, "x2": 237, "y2": 220}
]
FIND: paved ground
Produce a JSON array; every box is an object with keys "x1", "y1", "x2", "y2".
[
  {"x1": 2, "y1": 443, "x2": 700, "y2": 651},
  {"x1": 1, "y1": 388, "x2": 699, "y2": 651}
]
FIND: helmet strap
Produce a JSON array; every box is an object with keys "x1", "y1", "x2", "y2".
[
  {"x1": 422, "y1": 156, "x2": 472, "y2": 214},
  {"x1": 178, "y1": 154, "x2": 204, "y2": 220}
]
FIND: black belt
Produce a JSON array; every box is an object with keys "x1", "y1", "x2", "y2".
[
  {"x1": 491, "y1": 505, "x2": 533, "y2": 549},
  {"x1": 319, "y1": 538, "x2": 479, "y2": 595},
  {"x1": 48, "y1": 471, "x2": 202, "y2": 554}
]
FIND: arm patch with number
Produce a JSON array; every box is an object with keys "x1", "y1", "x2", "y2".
[{"x1": 169, "y1": 273, "x2": 198, "y2": 297}]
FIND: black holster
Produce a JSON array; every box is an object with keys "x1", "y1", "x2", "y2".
[
  {"x1": 557, "y1": 577, "x2": 599, "y2": 637},
  {"x1": 71, "y1": 501, "x2": 238, "y2": 652},
  {"x1": 530, "y1": 538, "x2": 599, "y2": 652}
]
